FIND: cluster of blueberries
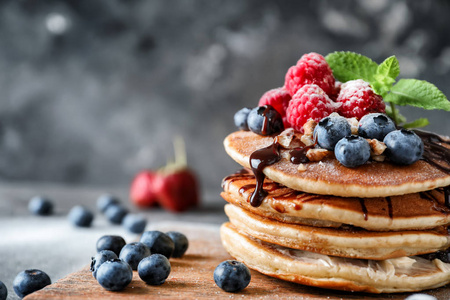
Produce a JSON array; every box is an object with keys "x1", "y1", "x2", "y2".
[
  {"x1": 92, "y1": 232, "x2": 186, "y2": 291},
  {"x1": 92, "y1": 233, "x2": 251, "y2": 293},
  {"x1": 234, "y1": 106, "x2": 424, "y2": 168},
  {"x1": 314, "y1": 113, "x2": 424, "y2": 167},
  {"x1": 28, "y1": 194, "x2": 148, "y2": 234}
]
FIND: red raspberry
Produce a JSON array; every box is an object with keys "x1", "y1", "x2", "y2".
[
  {"x1": 336, "y1": 79, "x2": 386, "y2": 119},
  {"x1": 286, "y1": 84, "x2": 337, "y2": 132},
  {"x1": 258, "y1": 87, "x2": 292, "y2": 128},
  {"x1": 284, "y1": 52, "x2": 335, "y2": 97}
]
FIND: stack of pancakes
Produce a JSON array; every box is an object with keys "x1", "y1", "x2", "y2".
[{"x1": 220, "y1": 130, "x2": 450, "y2": 293}]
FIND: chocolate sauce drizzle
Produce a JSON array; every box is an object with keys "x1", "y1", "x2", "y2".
[
  {"x1": 248, "y1": 139, "x2": 281, "y2": 207},
  {"x1": 414, "y1": 129, "x2": 450, "y2": 208},
  {"x1": 358, "y1": 198, "x2": 368, "y2": 220},
  {"x1": 386, "y1": 197, "x2": 393, "y2": 220},
  {"x1": 242, "y1": 128, "x2": 450, "y2": 209}
]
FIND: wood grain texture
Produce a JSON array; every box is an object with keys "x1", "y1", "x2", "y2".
[{"x1": 25, "y1": 223, "x2": 449, "y2": 299}]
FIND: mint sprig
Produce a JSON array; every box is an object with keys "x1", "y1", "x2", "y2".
[{"x1": 325, "y1": 51, "x2": 450, "y2": 128}]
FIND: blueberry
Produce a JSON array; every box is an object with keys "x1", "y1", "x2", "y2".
[
  {"x1": 97, "y1": 194, "x2": 120, "y2": 213},
  {"x1": 358, "y1": 113, "x2": 396, "y2": 141},
  {"x1": 90, "y1": 250, "x2": 118, "y2": 279},
  {"x1": 334, "y1": 135, "x2": 371, "y2": 167},
  {"x1": 96, "y1": 259, "x2": 133, "y2": 291},
  {"x1": 140, "y1": 231, "x2": 174, "y2": 259},
  {"x1": 313, "y1": 114, "x2": 351, "y2": 150},
  {"x1": 166, "y1": 231, "x2": 189, "y2": 258},
  {"x1": 214, "y1": 260, "x2": 251, "y2": 293},
  {"x1": 138, "y1": 254, "x2": 171, "y2": 285},
  {"x1": 234, "y1": 107, "x2": 251, "y2": 131},
  {"x1": 119, "y1": 242, "x2": 151, "y2": 270},
  {"x1": 384, "y1": 129, "x2": 424, "y2": 165},
  {"x1": 122, "y1": 214, "x2": 147, "y2": 234},
  {"x1": 0, "y1": 281, "x2": 7, "y2": 300},
  {"x1": 96, "y1": 235, "x2": 126, "y2": 256},
  {"x1": 405, "y1": 294, "x2": 437, "y2": 300},
  {"x1": 247, "y1": 105, "x2": 284, "y2": 136},
  {"x1": 28, "y1": 196, "x2": 54, "y2": 216},
  {"x1": 13, "y1": 269, "x2": 51, "y2": 298},
  {"x1": 68, "y1": 205, "x2": 94, "y2": 227},
  {"x1": 104, "y1": 204, "x2": 128, "y2": 224}
]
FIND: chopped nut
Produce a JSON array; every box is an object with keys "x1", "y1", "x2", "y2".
[
  {"x1": 348, "y1": 117, "x2": 359, "y2": 135},
  {"x1": 303, "y1": 120, "x2": 317, "y2": 136},
  {"x1": 372, "y1": 155, "x2": 386, "y2": 162},
  {"x1": 297, "y1": 164, "x2": 307, "y2": 172},
  {"x1": 281, "y1": 151, "x2": 291, "y2": 161},
  {"x1": 306, "y1": 148, "x2": 331, "y2": 162},
  {"x1": 366, "y1": 139, "x2": 387, "y2": 156},
  {"x1": 301, "y1": 134, "x2": 315, "y2": 146},
  {"x1": 277, "y1": 128, "x2": 295, "y2": 148}
]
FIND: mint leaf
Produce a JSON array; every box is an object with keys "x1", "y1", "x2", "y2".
[
  {"x1": 402, "y1": 118, "x2": 430, "y2": 129},
  {"x1": 372, "y1": 56, "x2": 400, "y2": 97},
  {"x1": 384, "y1": 79, "x2": 450, "y2": 111},
  {"x1": 325, "y1": 51, "x2": 378, "y2": 83},
  {"x1": 376, "y1": 56, "x2": 400, "y2": 84}
]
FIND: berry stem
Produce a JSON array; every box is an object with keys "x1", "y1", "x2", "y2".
[
  {"x1": 173, "y1": 136, "x2": 187, "y2": 167},
  {"x1": 389, "y1": 101, "x2": 399, "y2": 126}
]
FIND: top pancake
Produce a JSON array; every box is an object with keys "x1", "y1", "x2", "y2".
[{"x1": 224, "y1": 131, "x2": 450, "y2": 198}]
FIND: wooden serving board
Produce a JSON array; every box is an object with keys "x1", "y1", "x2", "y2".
[{"x1": 25, "y1": 223, "x2": 449, "y2": 299}]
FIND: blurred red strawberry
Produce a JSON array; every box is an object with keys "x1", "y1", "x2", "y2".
[
  {"x1": 129, "y1": 137, "x2": 199, "y2": 212},
  {"x1": 129, "y1": 170, "x2": 159, "y2": 207},
  {"x1": 154, "y1": 168, "x2": 199, "y2": 213}
]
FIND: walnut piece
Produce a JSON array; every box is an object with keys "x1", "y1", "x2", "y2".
[
  {"x1": 297, "y1": 164, "x2": 307, "y2": 172},
  {"x1": 306, "y1": 149, "x2": 331, "y2": 162},
  {"x1": 303, "y1": 120, "x2": 317, "y2": 136},
  {"x1": 366, "y1": 139, "x2": 387, "y2": 156},
  {"x1": 348, "y1": 117, "x2": 359, "y2": 135}
]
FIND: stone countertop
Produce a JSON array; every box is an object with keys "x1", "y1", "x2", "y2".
[{"x1": 0, "y1": 182, "x2": 227, "y2": 300}]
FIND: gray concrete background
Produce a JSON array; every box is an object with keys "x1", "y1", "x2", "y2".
[{"x1": 0, "y1": 0, "x2": 450, "y2": 196}]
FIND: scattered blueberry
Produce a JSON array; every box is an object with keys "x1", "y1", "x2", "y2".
[
  {"x1": 383, "y1": 129, "x2": 424, "y2": 165},
  {"x1": 97, "y1": 194, "x2": 120, "y2": 213},
  {"x1": 166, "y1": 231, "x2": 189, "y2": 258},
  {"x1": 214, "y1": 260, "x2": 251, "y2": 293},
  {"x1": 234, "y1": 107, "x2": 251, "y2": 131},
  {"x1": 405, "y1": 294, "x2": 437, "y2": 300},
  {"x1": 358, "y1": 113, "x2": 396, "y2": 141},
  {"x1": 96, "y1": 259, "x2": 133, "y2": 291},
  {"x1": 68, "y1": 205, "x2": 94, "y2": 227},
  {"x1": 28, "y1": 196, "x2": 54, "y2": 216},
  {"x1": 334, "y1": 135, "x2": 371, "y2": 167},
  {"x1": 247, "y1": 105, "x2": 284, "y2": 136},
  {"x1": 138, "y1": 254, "x2": 171, "y2": 285},
  {"x1": 140, "y1": 231, "x2": 174, "y2": 259},
  {"x1": 104, "y1": 204, "x2": 128, "y2": 225},
  {"x1": 13, "y1": 269, "x2": 51, "y2": 298},
  {"x1": 90, "y1": 250, "x2": 118, "y2": 279},
  {"x1": 0, "y1": 281, "x2": 6, "y2": 300},
  {"x1": 119, "y1": 242, "x2": 151, "y2": 270},
  {"x1": 313, "y1": 114, "x2": 351, "y2": 150},
  {"x1": 96, "y1": 235, "x2": 126, "y2": 256},
  {"x1": 122, "y1": 214, "x2": 147, "y2": 234}
]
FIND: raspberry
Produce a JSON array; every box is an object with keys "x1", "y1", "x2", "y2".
[
  {"x1": 284, "y1": 52, "x2": 335, "y2": 97},
  {"x1": 336, "y1": 79, "x2": 385, "y2": 119},
  {"x1": 258, "y1": 87, "x2": 291, "y2": 128},
  {"x1": 286, "y1": 84, "x2": 337, "y2": 132}
]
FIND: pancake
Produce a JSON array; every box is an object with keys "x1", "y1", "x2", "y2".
[
  {"x1": 225, "y1": 204, "x2": 450, "y2": 260},
  {"x1": 221, "y1": 222, "x2": 450, "y2": 293},
  {"x1": 224, "y1": 131, "x2": 450, "y2": 198},
  {"x1": 222, "y1": 171, "x2": 450, "y2": 231}
]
